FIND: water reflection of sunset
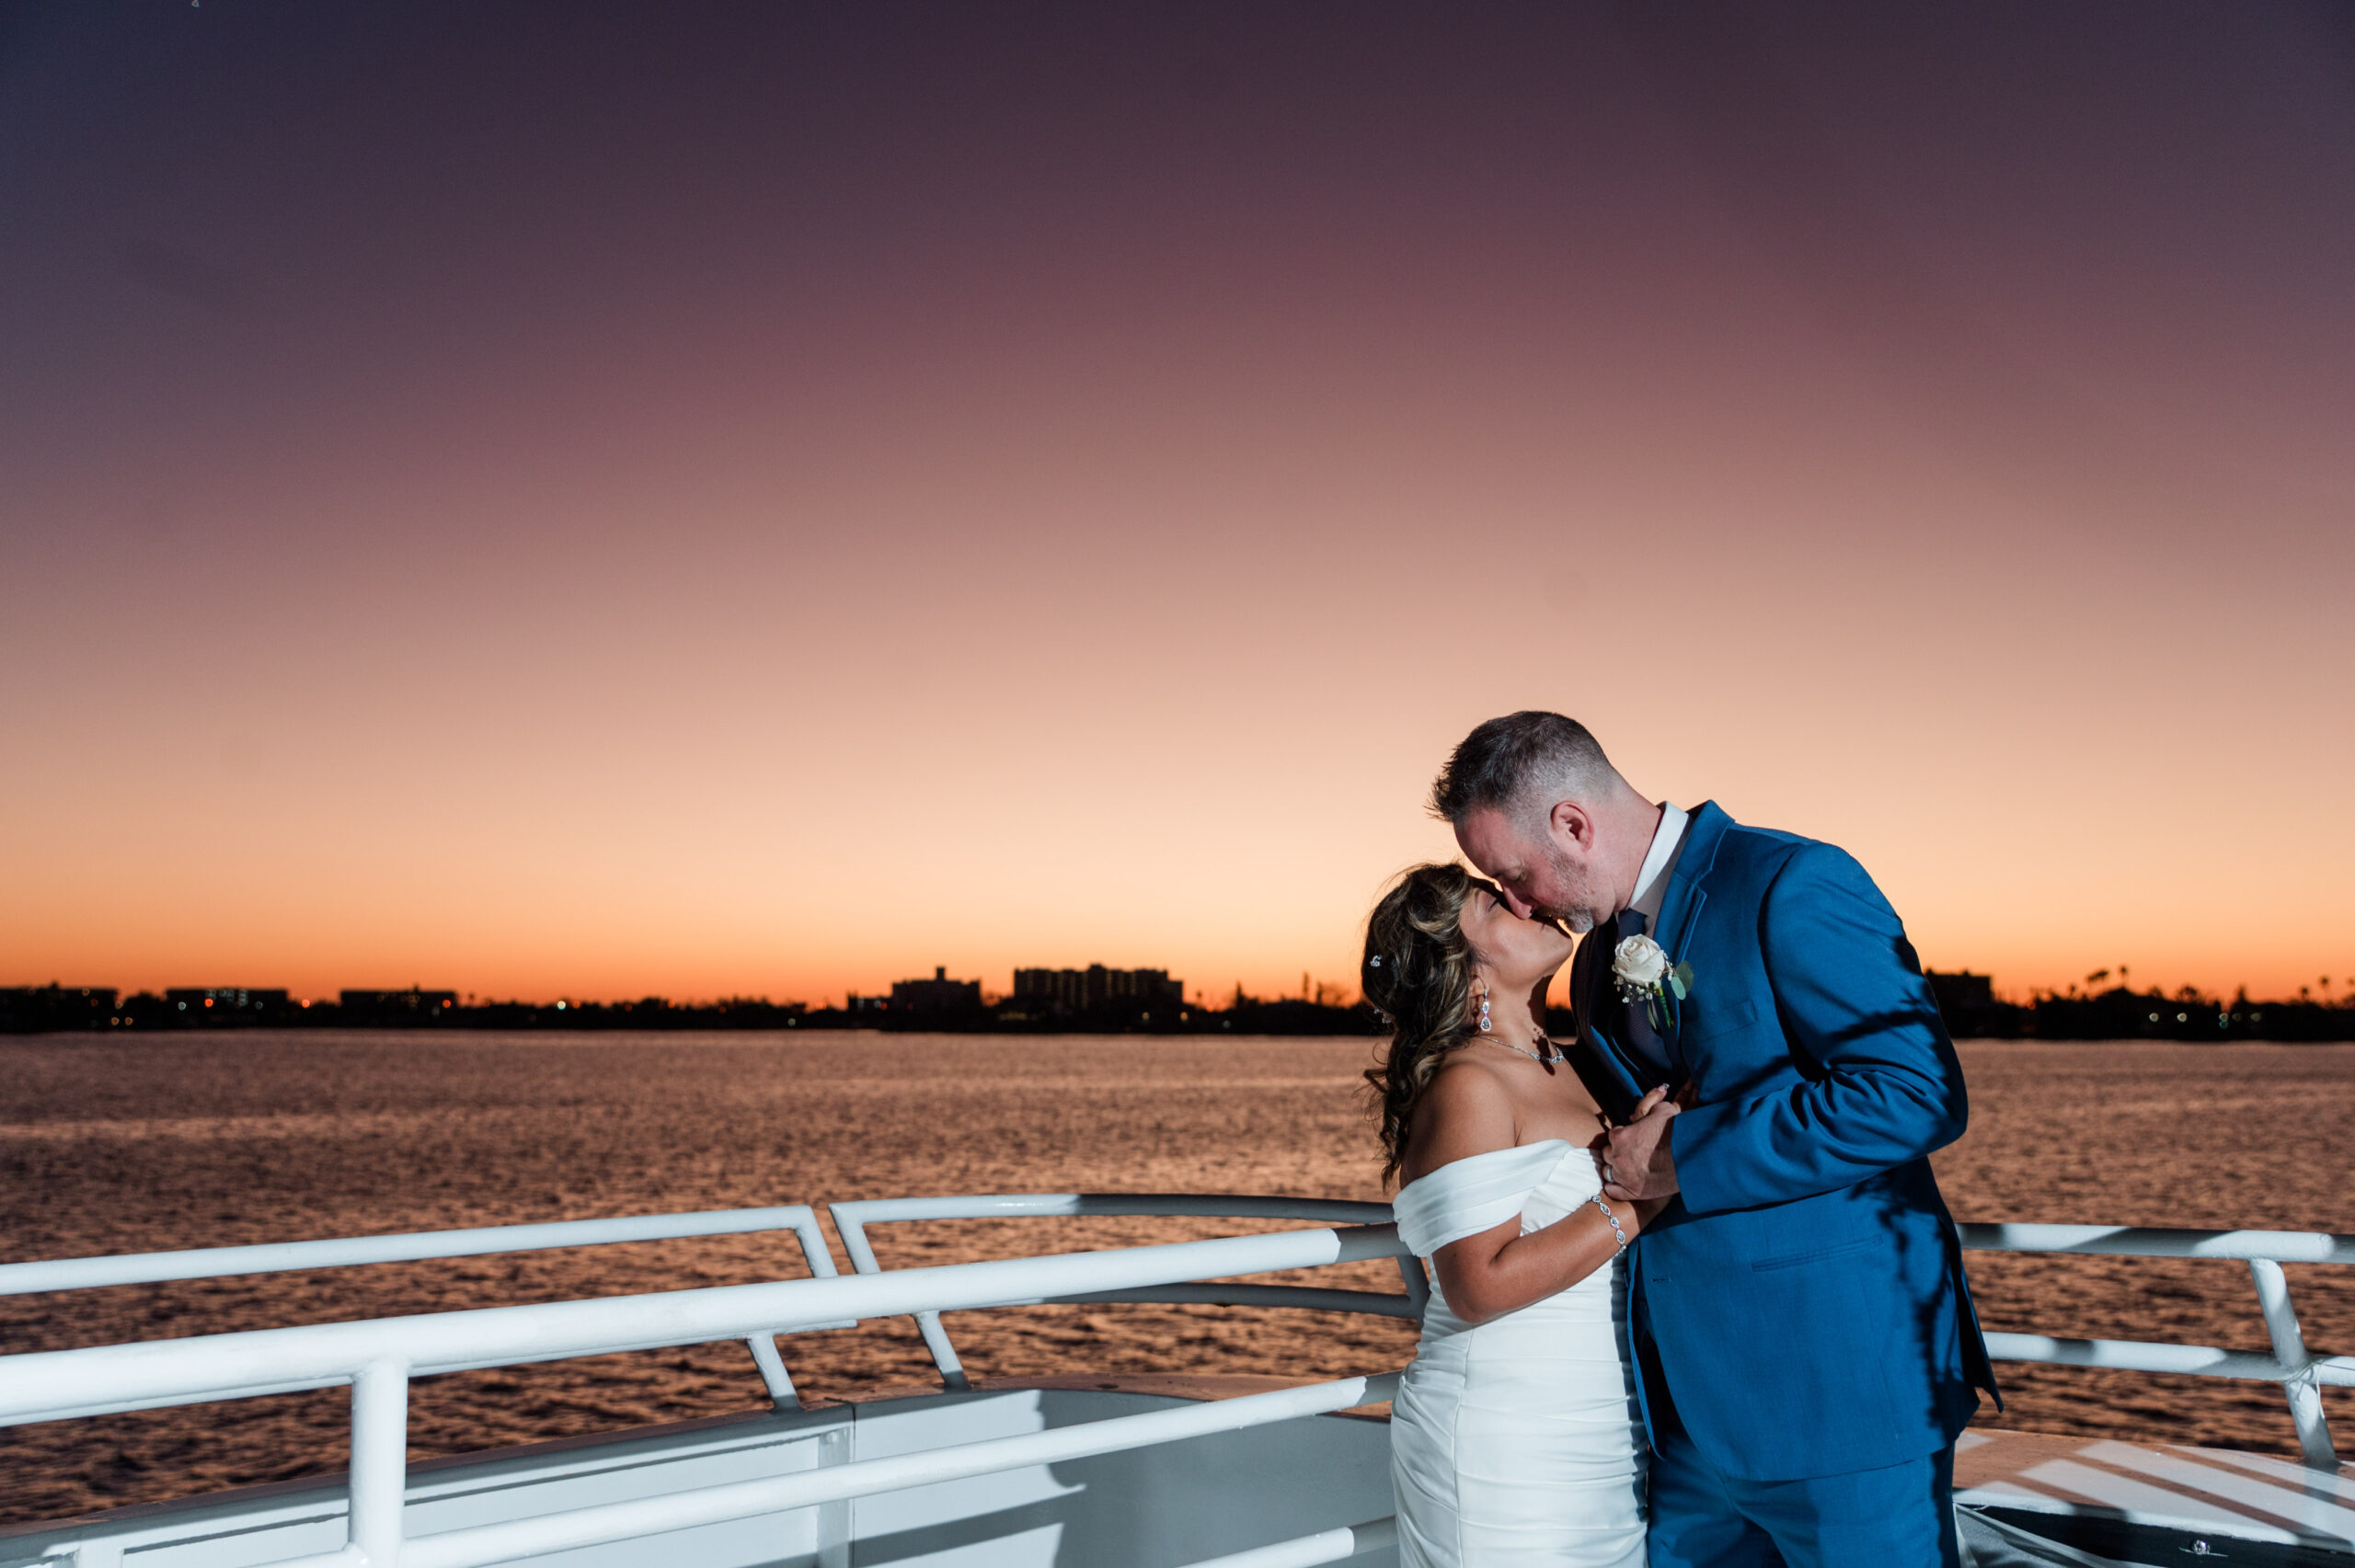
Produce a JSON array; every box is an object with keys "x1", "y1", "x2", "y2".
[{"x1": 3, "y1": 9, "x2": 2349, "y2": 1004}]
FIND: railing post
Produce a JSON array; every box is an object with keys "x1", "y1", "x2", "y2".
[
  {"x1": 744, "y1": 1333, "x2": 801, "y2": 1410},
  {"x1": 2247, "y1": 1258, "x2": 2337, "y2": 1470},
  {"x1": 791, "y1": 1215, "x2": 844, "y2": 1279},
  {"x1": 814, "y1": 1422, "x2": 852, "y2": 1568},
  {"x1": 350, "y1": 1357, "x2": 410, "y2": 1565},
  {"x1": 831, "y1": 1206, "x2": 970, "y2": 1389},
  {"x1": 1394, "y1": 1253, "x2": 1430, "y2": 1317},
  {"x1": 914, "y1": 1309, "x2": 971, "y2": 1391}
]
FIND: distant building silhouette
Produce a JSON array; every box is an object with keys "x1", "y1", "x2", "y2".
[
  {"x1": 339, "y1": 988, "x2": 458, "y2": 1019},
  {"x1": 166, "y1": 987, "x2": 292, "y2": 1018},
  {"x1": 1013, "y1": 965, "x2": 1184, "y2": 1012},
  {"x1": 890, "y1": 966, "x2": 982, "y2": 1012},
  {"x1": 0, "y1": 984, "x2": 118, "y2": 1032},
  {"x1": 1924, "y1": 969, "x2": 2019, "y2": 1037},
  {"x1": 1925, "y1": 970, "x2": 1993, "y2": 1013}
]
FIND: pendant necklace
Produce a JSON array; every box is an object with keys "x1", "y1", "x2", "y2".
[{"x1": 1474, "y1": 1032, "x2": 1560, "y2": 1070}]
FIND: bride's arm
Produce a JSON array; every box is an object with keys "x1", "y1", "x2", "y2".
[
  {"x1": 1432, "y1": 1194, "x2": 1645, "y2": 1326},
  {"x1": 1404, "y1": 1072, "x2": 1659, "y2": 1326}
]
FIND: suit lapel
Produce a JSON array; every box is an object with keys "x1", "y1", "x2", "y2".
[
  {"x1": 1651, "y1": 802, "x2": 1731, "y2": 1064},
  {"x1": 1565, "y1": 801, "x2": 1733, "y2": 1116},
  {"x1": 1567, "y1": 919, "x2": 1648, "y2": 1123},
  {"x1": 1652, "y1": 801, "x2": 1729, "y2": 963}
]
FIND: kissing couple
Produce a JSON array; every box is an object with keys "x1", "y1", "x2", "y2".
[{"x1": 1361, "y1": 712, "x2": 1999, "y2": 1568}]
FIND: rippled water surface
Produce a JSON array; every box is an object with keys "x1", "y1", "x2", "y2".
[{"x1": 2, "y1": 1033, "x2": 2349, "y2": 1526}]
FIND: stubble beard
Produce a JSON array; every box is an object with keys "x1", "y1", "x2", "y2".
[{"x1": 1542, "y1": 841, "x2": 1601, "y2": 934}]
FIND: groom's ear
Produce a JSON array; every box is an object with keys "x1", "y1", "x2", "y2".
[{"x1": 1547, "y1": 799, "x2": 1594, "y2": 849}]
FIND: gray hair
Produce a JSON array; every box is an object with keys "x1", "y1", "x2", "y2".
[{"x1": 1430, "y1": 711, "x2": 1620, "y2": 827}]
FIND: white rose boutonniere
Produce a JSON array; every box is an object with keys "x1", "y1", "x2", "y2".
[{"x1": 1612, "y1": 934, "x2": 1695, "y2": 1033}]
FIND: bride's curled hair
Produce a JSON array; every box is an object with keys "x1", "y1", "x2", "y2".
[{"x1": 1361, "y1": 863, "x2": 1488, "y2": 1185}]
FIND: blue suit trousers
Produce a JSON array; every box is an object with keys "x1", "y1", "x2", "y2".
[{"x1": 1648, "y1": 1418, "x2": 1960, "y2": 1568}]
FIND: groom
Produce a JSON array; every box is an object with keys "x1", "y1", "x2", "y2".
[{"x1": 1436, "y1": 711, "x2": 1996, "y2": 1568}]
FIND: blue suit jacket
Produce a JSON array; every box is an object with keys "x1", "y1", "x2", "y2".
[{"x1": 1569, "y1": 802, "x2": 1997, "y2": 1482}]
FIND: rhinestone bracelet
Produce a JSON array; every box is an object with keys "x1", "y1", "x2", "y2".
[{"x1": 1591, "y1": 1193, "x2": 1629, "y2": 1254}]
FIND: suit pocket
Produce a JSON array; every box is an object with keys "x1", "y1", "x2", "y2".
[
  {"x1": 1680, "y1": 998, "x2": 1759, "y2": 1047},
  {"x1": 1750, "y1": 1236, "x2": 1881, "y2": 1273}
]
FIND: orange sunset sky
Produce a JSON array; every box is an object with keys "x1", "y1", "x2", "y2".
[{"x1": 4, "y1": 6, "x2": 2351, "y2": 1008}]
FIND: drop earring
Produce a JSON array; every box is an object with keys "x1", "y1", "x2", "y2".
[{"x1": 1477, "y1": 988, "x2": 1492, "y2": 1035}]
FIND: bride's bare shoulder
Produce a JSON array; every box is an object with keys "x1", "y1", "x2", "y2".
[{"x1": 1400, "y1": 1057, "x2": 1520, "y2": 1185}]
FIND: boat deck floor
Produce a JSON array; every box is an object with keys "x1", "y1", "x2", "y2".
[{"x1": 1956, "y1": 1425, "x2": 2355, "y2": 1560}]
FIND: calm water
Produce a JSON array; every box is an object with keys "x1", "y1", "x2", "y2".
[{"x1": 2, "y1": 1032, "x2": 2350, "y2": 1526}]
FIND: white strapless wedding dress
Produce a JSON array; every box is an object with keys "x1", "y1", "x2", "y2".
[{"x1": 1390, "y1": 1139, "x2": 1648, "y2": 1567}]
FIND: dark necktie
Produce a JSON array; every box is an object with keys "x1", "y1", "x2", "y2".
[{"x1": 1614, "y1": 909, "x2": 1676, "y2": 1081}]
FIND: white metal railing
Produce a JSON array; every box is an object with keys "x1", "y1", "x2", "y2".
[
  {"x1": 3, "y1": 1221, "x2": 1411, "y2": 1568},
  {"x1": 12, "y1": 1200, "x2": 2352, "y2": 1563},
  {"x1": 1959, "y1": 1222, "x2": 2355, "y2": 1470},
  {"x1": 1179, "y1": 1516, "x2": 1396, "y2": 1568},
  {"x1": 826, "y1": 1202, "x2": 2355, "y2": 1471},
  {"x1": 389, "y1": 1374, "x2": 1399, "y2": 1568},
  {"x1": 829, "y1": 1194, "x2": 1426, "y2": 1388},
  {"x1": 0, "y1": 1207, "x2": 848, "y2": 1410}
]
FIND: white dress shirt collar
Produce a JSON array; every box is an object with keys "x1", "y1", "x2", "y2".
[{"x1": 1626, "y1": 802, "x2": 1691, "y2": 930}]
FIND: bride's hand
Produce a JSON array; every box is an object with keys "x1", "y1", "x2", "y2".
[
  {"x1": 1595, "y1": 1086, "x2": 1671, "y2": 1195},
  {"x1": 1590, "y1": 1086, "x2": 1668, "y2": 1169},
  {"x1": 1603, "y1": 1089, "x2": 1681, "y2": 1202},
  {"x1": 1622, "y1": 1084, "x2": 1671, "y2": 1127}
]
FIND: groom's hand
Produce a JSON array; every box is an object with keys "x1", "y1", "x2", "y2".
[{"x1": 1603, "y1": 1095, "x2": 1681, "y2": 1202}]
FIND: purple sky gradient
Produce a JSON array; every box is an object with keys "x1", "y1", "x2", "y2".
[{"x1": 5, "y1": 5, "x2": 2352, "y2": 1002}]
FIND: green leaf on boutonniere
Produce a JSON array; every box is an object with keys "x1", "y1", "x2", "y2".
[{"x1": 1668, "y1": 962, "x2": 1694, "y2": 1000}]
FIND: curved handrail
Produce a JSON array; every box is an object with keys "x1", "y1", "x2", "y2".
[
  {"x1": 1959, "y1": 1221, "x2": 2354, "y2": 1470},
  {"x1": 0, "y1": 1203, "x2": 852, "y2": 1413},
  {"x1": 0, "y1": 1207, "x2": 844, "y2": 1296},
  {"x1": 0, "y1": 1222, "x2": 1408, "y2": 1427},
  {"x1": 829, "y1": 1197, "x2": 2355, "y2": 1466},
  {"x1": 9, "y1": 1191, "x2": 2352, "y2": 1558},
  {"x1": 828, "y1": 1193, "x2": 1427, "y2": 1388},
  {"x1": 1957, "y1": 1223, "x2": 2355, "y2": 1265},
  {"x1": 2, "y1": 1221, "x2": 1413, "y2": 1568}
]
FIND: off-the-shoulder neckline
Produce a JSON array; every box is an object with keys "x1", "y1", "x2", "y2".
[{"x1": 1395, "y1": 1138, "x2": 1578, "y2": 1201}]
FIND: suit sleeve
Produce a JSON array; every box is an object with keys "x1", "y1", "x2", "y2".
[{"x1": 1668, "y1": 843, "x2": 1969, "y2": 1215}]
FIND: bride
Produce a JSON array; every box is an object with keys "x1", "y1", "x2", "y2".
[{"x1": 1361, "y1": 864, "x2": 1669, "y2": 1567}]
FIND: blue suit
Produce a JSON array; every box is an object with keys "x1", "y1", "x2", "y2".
[{"x1": 1567, "y1": 803, "x2": 1997, "y2": 1566}]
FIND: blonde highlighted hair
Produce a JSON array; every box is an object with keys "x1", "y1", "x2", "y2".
[{"x1": 1359, "y1": 863, "x2": 1492, "y2": 1185}]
